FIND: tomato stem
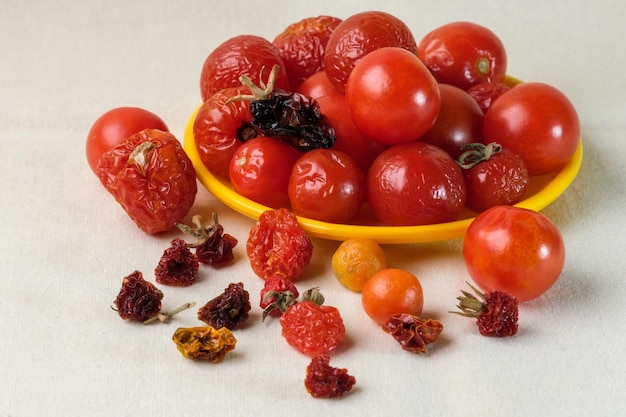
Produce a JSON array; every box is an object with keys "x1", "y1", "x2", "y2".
[
  {"x1": 225, "y1": 64, "x2": 280, "y2": 104},
  {"x1": 143, "y1": 301, "x2": 197, "y2": 325},
  {"x1": 175, "y1": 213, "x2": 220, "y2": 248},
  {"x1": 456, "y1": 142, "x2": 502, "y2": 169},
  {"x1": 127, "y1": 141, "x2": 156, "y2": 176}
]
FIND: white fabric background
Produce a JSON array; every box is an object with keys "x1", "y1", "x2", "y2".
[{"x1": 1, "y1": 1, "x2": 624, "y2": 416}]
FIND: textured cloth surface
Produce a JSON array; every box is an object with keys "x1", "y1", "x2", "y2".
[{"x1": 1, "y1": 1, "x2": 624, "y2": 416}]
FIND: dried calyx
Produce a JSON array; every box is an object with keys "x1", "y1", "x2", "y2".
[{"x1": 456, "y1": 142, "x2": 502, "y2": 169}]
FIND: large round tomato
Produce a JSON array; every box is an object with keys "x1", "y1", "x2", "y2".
[
  {"x1": 288, "y1": 149, "x2": 365, "y2": 224},
  {"x1": 86, "y1": 107, "x2": 168, "y2": 176},
  {"x1": 419, "y1": 83, "x2": 484, "y2": 159},
  {"x1": 463, "y1": 205, "x2": 565, "y2": 302},
  {"x1": 345, "y1": 47, "x2": 441, "y2": 146},
  {"x1": 200, "y1": 35, "x2": 290, "y2": 102},
  {"x1": 417, "y1": 21, "x2": 507, "y2": 90},
  {"x1": 315, "y1": 94, "x2": 388, "y2": 173},
  {"x1": 229, "y1": 136, "x2": 302, "y2": 208},
  {"x1": 483, "y1": 82, "x2": 580, "y2": 176},
  {"x1": 367, "y1": 142, "x2": 466, "y2": 226},
  {"x1": 323, "y1": 11, "x2": 417, "y2": 93}
]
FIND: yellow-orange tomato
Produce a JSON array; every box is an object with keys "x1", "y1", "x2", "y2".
[
  {"x1": 361, "y1": 268, "x2": 424, "y2": 326},
  {"x1": 331, "y1": 238, "x2": 387, "y2": 292}
]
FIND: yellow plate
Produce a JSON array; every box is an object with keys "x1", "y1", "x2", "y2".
[{"x1": 183, "y1": 77, "x2": 583, "y2": 244}]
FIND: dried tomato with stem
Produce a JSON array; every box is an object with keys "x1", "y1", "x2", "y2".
[
  {"x1": 176, "y1": 213, "x2": 238, "y2": 266},
  {"x1": 260, "y1": 276, "x2": 299, "y2": 320},
  {"x1": 155, "y1": 238, "x2": 199, "y2": 286},
  {"x1": 172, "y1": 326, "x2": 237, "y2": 362},
  {"x1": 246, "y1": 208, "x2": 313, "y2": 281},
  {"x1": 450, "y1": 281, "x2": 519, "y2": 337},
  {"x1": 382, "y1": 314, "x2": 444, "y2": 353},
  {"x1": 227, "y1": 65, "x2": 335, "y2": 152},
  {"x1": 198, "y1": 282, "x2": 251, "y2": 330},
  {"x1": 305, "y1": 355, "x2": 356, "y2": 398}
]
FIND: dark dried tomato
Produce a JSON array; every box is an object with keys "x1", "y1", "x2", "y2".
[
  {"x1": 246, "y1": 208, "x2": 313, "y2": 281},
  {"x1": 97, "y1": 129, "x2": 197, "y2": 234},
  {"x1": 260, "y1": 276, "x2": 299, "y2": 320},
  {"x1": 176, "y1": 213, "x2": 238, "y2": 266},
  {"x1": 155, "y1": 238, "x2": 199, "y2": 286},
  {"x1": 198, "y1": 283, "x2": 251, "y2": 330},
  {"x1": 113, "y1": 270, "x2": 163, "y2": 322},
  {"x1": 383, "y1": 314, "x2": 444, "y2": 353},
  {"x1": 227, "y1": 65, "x2": 335, "y2": 152},
  {"x1": 304, "y1": 355, "x2": 355, "y2": 398},
  {"x1": 451, "y1": 282, "x2": 519, "y2": 337},
  {"x1": 172, "y1": 326, "x2": 237, "y2": 362}
]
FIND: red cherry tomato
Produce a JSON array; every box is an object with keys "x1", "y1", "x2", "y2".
[
  {"x1": 86, "y1": 107, "x2": 168, "y2": 176},
  {"x1": 193, "y1": 86, "x2": 255, "y2": 178},
  {"x1": 200, "y1": 35, "x2": 290, "y2": 102},
  {"x1": 463, "y1": 206, "x2": 565, "y2": 302},
  {"x1": 272, "y1": 15, "x2": 342, "y2": 90},
  {"x1": 345, "y1": 47, "x2": 441, "y2": 146},
  {"x1": 323, "y1": 10, "x2": 417, "y2": 92},
  {"x1": 296, "y1": 71, "x2": 338, "y2": 99},
  {"x1": 229, "y1": 136, "x2": 302, "y2": 208},
  {"x1": 417, "y1": 21, "x2": 507, "y2": 90},
  {"x1": 419, "y1": 83, "x2": 484, "y2": 159},
  {"x1": 466, "y1": 81, "x2": 511, "y2": 113},
  {"x1": 367, "y1": 142, "x2": 466, "y2": 226},
  {"x1": 483, "y1": 82, "x2": 580, "y2": 176},
  {"x1": 288, "y1": 149, "x2": 366, "y2": 224},
  {"x1": 315, "y1": 94, "x2": 388, "y2": 173}
]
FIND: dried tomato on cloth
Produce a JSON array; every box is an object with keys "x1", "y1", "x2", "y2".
[
  {"x1": 172, "y1": 326, "x2": 237, "y2": 362},
  {"x1": 383, "y1": 314, "x2": 444, "y2": 353},
  {"x1": 305, "y1": 355, "x2": 355, "y2": 398},
  {"x1": 97, "y1": 129, "x2": 197, "y2": 234}
]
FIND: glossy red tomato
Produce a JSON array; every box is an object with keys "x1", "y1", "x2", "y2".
[
  {"x1": 200, "y1": 35, "x2": 290, "y2": 102},
  {"x1": 229, "y1": 136, "x2": 302, "y2": 208},
  {"x1": 345, "y1": 47, "x2": 441, "y2": 146},
  {"x1": 315, "y1": 94, "x2": 388, "y2": 173},
  {"x1": 417, "y1": 21, "x2": 507, "y2": 90},
  {"x1": 463, "y1": 206, "x2": 565, "y2": 302},
  {"x1": 272, "y1": 15, "x2": 342, "y2": 90},
  {"x1": 419, "y1": 83, "x2": 484, "y2": 159},
  {"x1": 367, "y1": 142, "x2": 466, "y2": 226},
  {"x1": 483, "y1": 82, "x2": 580, "y2": 176},
  {"x1": 86, "y1": 107, "x2": 168, "y2": 176},
  {"x1": 323, "y1": 11, "x2": 417, "y2": 92},
  {"x1": 296, "y1": 71, "x2": 338, "y2": 99},
  {"x1": 288, "y1": 149, "x2": 365, "y2": 223}
]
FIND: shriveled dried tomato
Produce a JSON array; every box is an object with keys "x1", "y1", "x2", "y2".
[
  {"x1": 280, "y1": 288, "x2": 344, "y2": 357},
  {"x1": 176, "y1": 213, "x2": 238, "y2": 266},
  {"x1": 451, "y1": 282, "x2": 519, "y2": 337},
  {"x1": 155, "y1": 238, "x2": 199, "y2": 286},
  {"x1": 113, "y1": 270, "x2": 163, "y2": 322},
  {"x1": 382, "y1": 314, "x2": 444, "y2": 353},
  {"x1": 97, "y1": 129, "x2": 197, "y2": 234},
  {"x1": 172, "y1": 326, "x2": 237, "y2": 362},
  {"x1": 260, "y1": 276, "x2": 299, "y2": 320},
  {"x1": 227, "y1": 65, "x2": 335, "y2": 152},
  {"x1": 246, "y1": 208, "x2": 313, "y2": 281},
  {"x1": 198, "y1": 283, "x2": 251, "y2": 330},
  {"x1": 305, "y1": 355, "x2": 355, "y2": 399}
]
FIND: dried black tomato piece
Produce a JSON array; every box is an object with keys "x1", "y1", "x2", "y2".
[
  {"x1": 227, "y1": 65, "x2": 335, "y2": 152},
  {"x1": 198, "y1": 282, "x2": 251, "y2": 330}
]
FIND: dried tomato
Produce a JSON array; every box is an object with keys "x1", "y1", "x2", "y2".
[
  {"x1": 113, "y1": 270, "x2": 163, "y2": 322},
  {"x1": 97, "y1": 129, "x2": 197, "y2": 234},
  {"x1": 155, "y1": 238, "x2": 199, "y2": 287},
  {"x1": 197, "y1": 283, "x2": 251, "y2": 330},
  {"x1": 304, "y1": 355, "x2": 356, "y2": 399},
  {"x1": 259, "y1": 276, "x2": 299, "y2": 320},
  {"x1": 227, "y1": 65, "x2": 335, "y2": 152},
  {"x1": 280, "y1": 289, "x2": 345, "y2": 357},
  {"x1": 172, "y1": 326, "x2": 237, "y2": 362},
  {"x1": 176, "y1": 213, "x2": 238, "y2": 266},
  {"x1": 451, "y1": 282, "x2": 519, "y2": 337},
  {"x1": 246, "y1": 208, "x2": 313, "y2": 281},
  {"x1": 382, "y1": 314, "x2": 444, "y2": 353}
]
